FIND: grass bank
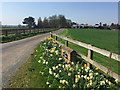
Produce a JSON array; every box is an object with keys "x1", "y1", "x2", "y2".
[
  {"x1": 1, "y1": 28, "x2": 59, "y2": 43},
  {"x1": 9, "y1": 38, "x2": 119, "y2": 88}
]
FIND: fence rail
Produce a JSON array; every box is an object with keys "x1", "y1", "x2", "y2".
[
  {"x1": 50, "y1": 32, "x2": 120, "y2": 81},
  {"x1": 52, "y1": 33, "x2": 119, "y2": 62},
  {"x1": 1, "y1": 28, "x2": 54, "y2": 36}
]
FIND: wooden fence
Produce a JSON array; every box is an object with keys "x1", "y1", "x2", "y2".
[
  {"x1": 50, "y1": 32, "x2": 120, "y2": 81},
  {"x1": 1, "y1": 28, "x2": 54, "y2": 36}
]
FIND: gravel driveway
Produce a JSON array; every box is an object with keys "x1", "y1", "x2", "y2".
[{"x1": 1, "y1": 29, "x2": 64, "y2": 88}]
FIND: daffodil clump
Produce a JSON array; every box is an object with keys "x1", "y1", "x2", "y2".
[{"x1": 34, "y1": 37, "x2": 119, "y2": 89}]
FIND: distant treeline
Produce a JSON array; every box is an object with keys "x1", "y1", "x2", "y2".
[{"x1": 23, "y1": 15, "x2": 76, "y2": 29}]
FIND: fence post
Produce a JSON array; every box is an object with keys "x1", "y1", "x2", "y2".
[
  {"x1": 24, "y1": 29, "x2": 25, "y2": 34},
  {"x1": 15, "y1": 29, "x2": 18, "y2": 35},
  {"x1": 107, "y1": 52, "x2": 112, "y2": 75},
  {"x1": 87, "y1": 45, "x2": 93, "y2": 68},
  {"x1": 5, "y1": 30, "x2": 8, "y2": 36},
  {"x1": 65, "y1": 39, "x2": 68, "y2": 47},
  {"x1": 50, "y1": 32, "x2": 52, "y2": 38},
  {"x1": 55, "y1": 35, "x2": 57, "y2": 40},
  {"x1": 29, "y1": 29, "x2": 31, "y2": 34}
]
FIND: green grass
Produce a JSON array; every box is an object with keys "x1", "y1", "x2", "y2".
[
  {"x1": 1, "y1": 28, "x2": 59, "y2": 43},
  {"x1": 9, "y1": 43, "x2": 48, "y2": 88},
  {"x1": 9, "y1": 39, "x2": 120, "y2": 88},
  {"x1": 59, "y1": 29, "x2": 118, "y2": 54},
  {"x1": 52, "y1": 29, "x2": 120, "y2": 75}
]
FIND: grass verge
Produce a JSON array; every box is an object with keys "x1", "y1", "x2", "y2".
[
  {"x1": 1, "y1": 28, "x2": 59, "y2": 43},
  {"x1": 9, "y1": 38, "x2": 119, "y2": 88}
]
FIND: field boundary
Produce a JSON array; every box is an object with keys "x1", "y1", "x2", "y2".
[
  {"x1": 1, "y1": 28, "x2": 56, "y2": 36},
  {"x1": 50, "y1": 32, "x2": 120, "y2": 81}
]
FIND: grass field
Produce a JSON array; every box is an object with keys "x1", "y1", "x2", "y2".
[
  {"x1": 51, "y1": 29, "x2": 119, "y2": 75},
  {"x1": 59, "y1": 29, "x2": 118, "y2": 54}
]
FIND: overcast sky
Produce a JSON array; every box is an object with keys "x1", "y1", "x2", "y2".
[{"x1": 1, "y1": 2, "x2": 119, "y2": 25}]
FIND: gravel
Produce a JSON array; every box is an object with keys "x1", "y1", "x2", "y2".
[{"x1": 1, "y1": 29, "x2": 64, "y2": 88}]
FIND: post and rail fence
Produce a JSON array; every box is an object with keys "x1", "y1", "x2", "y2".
[
  {"x1": 50, "y1": 32, "x2": 120, "y2": 81},
  {"x1": 1, "y1": 28, "x2": 55, "y2": 37}
]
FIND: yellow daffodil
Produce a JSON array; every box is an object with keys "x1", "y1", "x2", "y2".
[
  {"x1": 96, "y1": 67, "x2": 99, "y2": 70},
  {"x1": 48, "y1": 37, "x2": 52, "y2": 40},
  {"x1": 59, "y1": 86, "x2": 61, "y2": 88},
  {"x1": 52, "y1": 48, "x2": 55, "y2": 50},
  {"x1": 68, "y1": 73, "x2": 71, "y2": 76},
  {"x1": 84, "y1": 64, "x2": 87, "y2": 68},
  {"x1": 73, "y1": 84, "x2": 76, "y2": 88},
  {"x1": 115, "y1": 79, "x2": 118, "y2": 84},
  {"x1": 36, "y1": 50, "x2": 38, "y2": 52},
  {"x1": 76, "y1": 64, "x2": 78, "y2": 70}
]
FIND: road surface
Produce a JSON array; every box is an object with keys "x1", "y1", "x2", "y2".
[{"x1": 1, "y1": 29, "x2": 64, "y2": 88}]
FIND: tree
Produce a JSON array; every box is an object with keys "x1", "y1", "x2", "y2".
[
  {"x1": 99, "y1": 22, "x2": 102, "y2": 26},
  {"x1": 49, "y1": 15, "x2": 59, "y2": 28},
  {"x1": 58, "y1": 15, "x2": 67, "y2": 28},
  {"x1": 23, "y1": 16, "x2": 36, "y2": 28},
  {"x1": 103, "y1": 24, "x2": 107, "y2": 26},
  {"x1": 66, "y1": 19, "x2": 72, "y2": 28},
  {"x1": 37, "y1": 17, "x2": 43, "y2": 28},
  {"x1": 43, "y1": 17, "x2": 49, "y2": 28}
]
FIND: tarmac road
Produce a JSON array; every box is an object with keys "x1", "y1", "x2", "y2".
[{"x1": 1, "y1": 29, "x2": 64, "y2": 88}]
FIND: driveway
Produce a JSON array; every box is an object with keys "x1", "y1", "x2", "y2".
[{"x1": 1, "y1": 29, "x2": 64, "y2": 88}]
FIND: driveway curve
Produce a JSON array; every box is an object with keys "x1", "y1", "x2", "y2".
[{"x1": 1, "y1": 29, "x2": 64, "y2": 87}]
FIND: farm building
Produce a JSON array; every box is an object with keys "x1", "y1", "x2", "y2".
[{"x1": 72, "y1": 24, "x2": 89, "y2": 29}]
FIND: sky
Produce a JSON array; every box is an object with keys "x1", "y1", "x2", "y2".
[{"x1": 1, "y1": 2, "x2": 119, "y2": 25}]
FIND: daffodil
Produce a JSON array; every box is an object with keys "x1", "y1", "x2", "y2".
[
  {"x1": 87, "y1": 77, "x2": 90, "y2": 80},
  {"x1": 49, "y1": 70, "x2": 52, "y2": 75},
  {"x1": 46, "y1": 82, "x2": 49, "y2": 85},
  {"x1": 38, "y1": 60, "x2": 41, "y2": 63},
  {"x1": 109, "y1": 81, "x2": 112, "y2": 85},
  {"x1": 81, "y1": 67, "x2": 83, "y2": 69},
  {"x1": 48, "y1": 37, "x2": 52, "y2": 40},
  {"x1": 75, "y1": 78, "x2": 79, "y2": 83},
  {"x1": 115, "y1": 79, "x2": 118, "y2": 84},
  {"x1": 36, "y1": 50, "x2": 38, "y2": 52},
  {"x1": 84, "y1": 75, "x2": 87, "y2": 80},
  {"x1": 68, "y1": 73, "x2": 71, "y2": 76},
  {"x1": 56, "y1": 65, "x2": 59, "y2": 68},
  {"x1": 59, "y1": 70, "x2": 61, "y2": 73},
  {"x1": 95, "y1": 67, "x2": 99, "y2": 70},
  {"x1": 59, "y1": 64, "x2": 62, "y2": 67},
  {"x1": 73, "y1": 84, "x2": 76, "y2": 88},
  {"x1": 84, "y1": 64, "x2": 87, "y2": 68},
  {"x1": 41, "y1": 72, "x2": 44, "y2": 75},
  {"x1": 46, "y1": 62, "x2": 48, "y2": 64},
  {"x1": 81, "y1": 75, "x2": 83, "y2": 78},
  {"x1": 52, "y1": 67, "x2": 56, "y2": 70},
  {"x1": 59, "y1": 58, "x2": 62, "y2": 61},
  {"x1": 59, "y1": 86, "x2": 61, "y2": 88},
  {"x1": 71, "y1": 62, "x2": 74, "y2": 65},
  {"x1": 55, "y1": 74, "x2": 59, "y2": 78},
  {"x1": 40, "y1": 56, "x2": 43, "y2": 59},
  {"x1": 100, "y1": 81, "x2": 105, "y2": 85}
]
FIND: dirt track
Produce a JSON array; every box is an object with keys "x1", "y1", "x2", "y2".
[{"x1": 1, "y1": 29, "x2": 64, "y2": 87}]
